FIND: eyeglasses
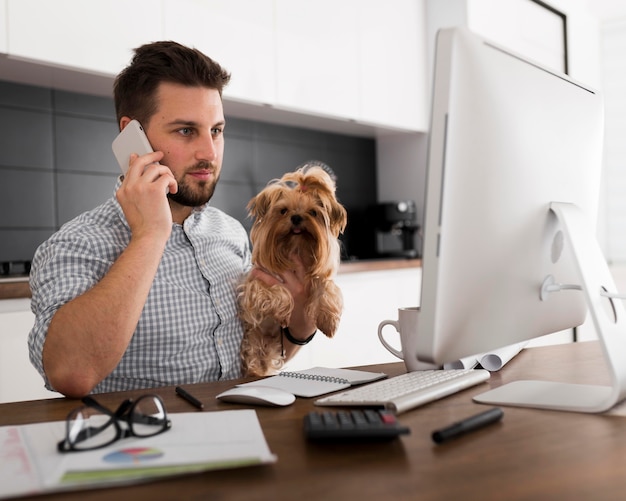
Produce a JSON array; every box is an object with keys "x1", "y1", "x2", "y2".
[{"x1": 57, "y1": 394, "x2": 172, "y2": 453}]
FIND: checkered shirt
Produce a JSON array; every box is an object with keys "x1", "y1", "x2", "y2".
[{"x1": 28, "y1": 186, "x2": 251, "y2": 393}]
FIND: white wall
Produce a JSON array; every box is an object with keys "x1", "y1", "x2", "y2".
[
  {"x1": 593, "y1": 8, "x2": 626, "y2": 264},
  {"x1": 377, "y1": 0, "x2": 604, "y2": 238}
]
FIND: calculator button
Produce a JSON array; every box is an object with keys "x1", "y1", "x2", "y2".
[
  {"x1": 379, "y1": 411, "x2": 397, "y2": 425},
  {"x1": 303, "y1": 409, "x2": 410, "y2": 441},
  {"x1": 321, "y1": 412, "x2": 339, "y2": 428}
]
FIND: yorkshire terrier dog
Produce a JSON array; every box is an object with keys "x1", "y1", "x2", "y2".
[{"x1": 238, "y1": 162, "x2": 348, "y2": 377}]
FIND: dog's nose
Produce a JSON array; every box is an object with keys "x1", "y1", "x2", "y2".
[{"x1": 291, "y1": 215, "x2": 303, "y2": 226}]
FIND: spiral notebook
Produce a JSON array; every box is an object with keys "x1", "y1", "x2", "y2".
[{"x1": 237, "y1": 367, "x2": 387, "y2": 398}]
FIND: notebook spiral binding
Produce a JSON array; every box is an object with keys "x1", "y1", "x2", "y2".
[{"x1": 278, "y1": 371, "x2": 350, "y2": 385}]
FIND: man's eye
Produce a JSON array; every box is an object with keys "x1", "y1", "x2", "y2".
[
  {"x1": 179, "y1": 128, "x2": 192, "y2": 136},
  {"x1": 212, "y1": 127, "x2": 223, "y2": 136}
]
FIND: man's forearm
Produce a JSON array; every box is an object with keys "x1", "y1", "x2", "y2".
[{"x1": 42, "y1": 234, "x2": 167, "y2": 397}]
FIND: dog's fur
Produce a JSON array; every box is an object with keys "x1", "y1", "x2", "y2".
[{"x1": 238, "y1": 165, "x2": 347, "y2": 377}]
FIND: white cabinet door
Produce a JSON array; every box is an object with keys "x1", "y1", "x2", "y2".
[
  {"x1": 163, "y1": 0, "x2": 276, "y2": 106},
  {"x1": 0, "y1": 300, "x2": 61, "y2": 403},
  {"x1": 7, "y1": 0, "x2": 163, "y2": 75},
  {"x1": 0, "y1": 0, "x2": 7, "y2": 54},
  {"x1": 274, "y1": 0, "x2": 360, "y2": 120},
  {"x1": 358, "y1": 0, "x2": 428, "y2": 131}
]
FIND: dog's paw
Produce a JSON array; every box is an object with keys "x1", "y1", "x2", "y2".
[{"x1": 312, "y1": 282, "x2": 343, "y2": 338}]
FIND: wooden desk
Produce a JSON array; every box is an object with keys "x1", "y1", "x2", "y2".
[{"x1": 2, "y1": 341, "x2": 625, "y2": 501}]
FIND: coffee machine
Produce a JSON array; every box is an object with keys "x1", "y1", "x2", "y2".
[{"x1": 374, "y1": 201, "x2": 420, "y2": 258}]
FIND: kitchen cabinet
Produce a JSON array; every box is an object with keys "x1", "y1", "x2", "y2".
[
  {"x1": 274, "y1": 0, "x2": 360, "y2": 121},
  {"x1": 6, "y1": 0, "x2": 162, "y2": 75},
  {"x1": 274, "y1": 0, "x2": 427, "y2": 131},
  {"x1": 358, "y1": 0, "x2": 428, "y2": 131},
  {"x1": 0, "y1": 300, "x2": 60, "y2": 403},
  {"x1": 163, "y1": 0, "x2": 276, "y2": 106},
  {"x1": 3, "y1": 0, "x2": 428, "y2": 134},
  {"x1": 287, "y1": 266, "x2": 422, "y2": 370}
]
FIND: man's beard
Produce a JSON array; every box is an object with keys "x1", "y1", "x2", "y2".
[{"x1": 167, "y1": 163, "x2": 219, "y2": 207}]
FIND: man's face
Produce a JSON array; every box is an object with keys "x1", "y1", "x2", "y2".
[{"x1": 145, "y1": 82, "x2": 226, "y2": 209}]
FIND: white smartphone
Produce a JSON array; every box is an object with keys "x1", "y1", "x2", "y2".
[{"x1": 111, "y1": 119, "x2": 154, "y2": 175}]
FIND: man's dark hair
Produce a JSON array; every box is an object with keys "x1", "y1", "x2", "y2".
[{"x1": 113, "y1": 41, "x2": 231, "y2": 127}]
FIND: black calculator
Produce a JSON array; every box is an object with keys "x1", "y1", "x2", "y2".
[{"x1": 303, "y1": 409, "x2": 410, "y2": 441}]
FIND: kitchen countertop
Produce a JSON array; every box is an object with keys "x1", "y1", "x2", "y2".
[
  {"x1": 0, "y1": 277, "x2": 31, "y2": 300},
  {"x1": 337, "y1": 258, "x2": 421, "y2": 274},
  {"x1": 0, "y1": 258, "x2": 421, "y2": 301}
]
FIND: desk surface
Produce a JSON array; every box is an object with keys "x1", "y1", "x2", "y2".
[{"x1": 2, "y1": 341, "x2": 625, "y2": 501}]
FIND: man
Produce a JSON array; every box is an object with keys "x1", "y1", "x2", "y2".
[{"x1": 28, "y1": 41, "x2": 316, "y2": 398}]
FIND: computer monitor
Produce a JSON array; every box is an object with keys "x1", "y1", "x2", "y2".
[{"x1": 416, "y1": 27, "x2": 626, "y2": 413}]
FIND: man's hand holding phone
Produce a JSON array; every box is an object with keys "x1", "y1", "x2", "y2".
[
  {"x1": 112, "y1": 120, "x2": 157, "y2": 175},
  {"x1": 112, "y1": 120, "x2": 177, "y2": 240},
  {"x1": 112, "y1": 119, "x2": 176, "y2": 189}
]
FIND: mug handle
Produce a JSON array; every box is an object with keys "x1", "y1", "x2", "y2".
[{"x1": 377, "y1": 320, "x2": 404, "y2": 360}]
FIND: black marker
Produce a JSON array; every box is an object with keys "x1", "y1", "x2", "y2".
[
  {"x1": 432, "y1": 407, "x2": 503, "y2": 444},
  {"x1": 175, "y1": 386, "x2": 204, "y2": 410}
]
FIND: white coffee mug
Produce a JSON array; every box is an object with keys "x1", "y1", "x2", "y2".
[{"x1": 377, "y1": 307, "x2": 439, "y2": 371}]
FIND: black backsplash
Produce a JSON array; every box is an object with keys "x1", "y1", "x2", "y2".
[{"x1": 0, "y1": 80, "x2": 377, "y2": 265}]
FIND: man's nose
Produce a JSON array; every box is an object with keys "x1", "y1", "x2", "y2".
[{"x1": 196, "y1": 134, "x2": 218, "y2": 162}]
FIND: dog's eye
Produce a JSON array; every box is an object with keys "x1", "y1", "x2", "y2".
[
  {"x1": 280, "y1": 208, "x2": 288, "y2": 215},
  {"x1": 309, "y1": 209, "x2": 318, "y2": 218}
]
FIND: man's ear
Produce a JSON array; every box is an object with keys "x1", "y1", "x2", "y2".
[{"x1": 119, "y1": 116, "x2": 133, "y2": 131}]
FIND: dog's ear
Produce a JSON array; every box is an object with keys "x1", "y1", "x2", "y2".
[
  {"x1": 247, "y1": 191, "x2": 270, "y2": 220},
  {"x1": 330, "y1": 200, "x2": 348, "y2": 237},
  {"x1": 302, "y1": 169, "x2": 347, "y2": 237},
  {"x1": 248, "y1": 184, "x2": 285, "y2": 221},
  {"x1": 314, "y1": 185, "x2": 347, "y2": 237}
]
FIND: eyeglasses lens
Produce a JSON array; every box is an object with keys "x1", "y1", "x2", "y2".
[
  {"x1": 67, "y1": 406, "x2": 117, "y2": 450},
  {"x1": 131, "y1": 396, "x2": 168, "y2": 436}
]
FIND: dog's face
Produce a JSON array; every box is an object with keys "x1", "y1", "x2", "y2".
[{"x1": 247, "y1": 166, "x2": 347, "y2": 277}]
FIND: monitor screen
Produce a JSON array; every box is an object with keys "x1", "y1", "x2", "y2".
[
  {"x1": 413, "y1": 28, "x2": 626, "y2": 412},
  {"x1": 418, "y1": 27, "x2": 604, "y2": 364}
]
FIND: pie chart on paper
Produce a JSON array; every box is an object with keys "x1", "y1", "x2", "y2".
[{"x1": 103, "y1": 447, "x2": 164, "y2": 464}]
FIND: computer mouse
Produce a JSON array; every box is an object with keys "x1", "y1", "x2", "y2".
[{"x1": 216, "y1": 386, "x2": 296, "y2": 407}]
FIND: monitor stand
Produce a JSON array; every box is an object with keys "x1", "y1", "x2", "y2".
[{"x1": 474, "y1": 202, "x2": 626, "y2": 413}]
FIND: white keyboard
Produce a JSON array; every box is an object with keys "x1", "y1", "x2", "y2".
[{"x1": 315, "y1": 369, "x2": 490, "y2": 414}]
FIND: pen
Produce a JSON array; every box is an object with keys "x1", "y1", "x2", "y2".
[
  {"x1": 175, "y1": 386, "x2": 204, "y2": 410},
  {"x1": 431, "y1": 407, "x2": 503, "y2": 444}
]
